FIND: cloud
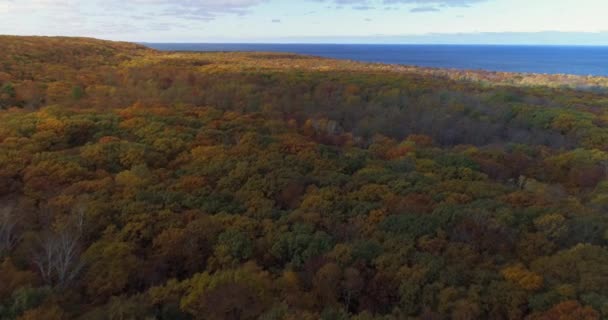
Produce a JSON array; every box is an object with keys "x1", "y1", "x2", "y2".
[
  {"x1": 353, "y1": 5, "x2": 375, "y2": 10},
  {"x1": 410, "y1": 6, "x2": 439, "y2": 12},
  {"x1": 0, "y1": 0, "x2": 270, "y2": 20},
  {"x1": 384, "y1": 0, "x2": 487, "y2": 7},
  {"x1": 0, "y1": 0, "x2": 270, "y2": 37},
  {"x1": 0, "y1": 0, "x2": 493, "y2": 39},
  {"x1": 123, "y1": 0, "x2": 270, "y2": 20},
  {"x1": 0, "y1": 0, "x2": 76, "y2": 12},
  {"x1": 0, "y1": 0, "x2": 487, "y2": 23},
  {"x1": 314, "y1": 0, "x2": 488, "y2": 9}
]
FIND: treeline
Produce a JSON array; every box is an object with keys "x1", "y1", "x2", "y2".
[{"x1": 0, "y1": 37, "x2": 608, "y2": 319}]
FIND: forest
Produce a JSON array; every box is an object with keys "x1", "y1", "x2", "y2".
[{"x1": 1, "y1": 36, "x2": 608, "y2": 319}]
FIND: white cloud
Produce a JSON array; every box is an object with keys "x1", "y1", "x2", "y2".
[
  {"x1": 384, "y1": 0, "x2": 487, "y2": 7},
  {"x1": 0, "y1": 0, "x2": 269, "y2": 19},
  {"x1": 315, "y1": 0, "x2": 489, "y2": 9}
]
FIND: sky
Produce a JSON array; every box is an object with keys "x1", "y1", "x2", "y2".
[{"x1": 0, "y1": 0, "x2": 607, "y2": 44}]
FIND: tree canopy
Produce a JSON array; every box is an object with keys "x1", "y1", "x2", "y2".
[{"x1": 1, "y1": 36, "x2": 608, "y2": 319}]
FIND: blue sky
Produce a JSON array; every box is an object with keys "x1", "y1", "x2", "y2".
[{"x1": 0, "y1": 0, "x2": 607, "y2": 44}]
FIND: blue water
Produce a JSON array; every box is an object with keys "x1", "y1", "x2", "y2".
[{"x1": 144, "y1": 43, "x2": 608, "y2": 77}]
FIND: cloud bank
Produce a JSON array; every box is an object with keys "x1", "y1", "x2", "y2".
[{"x1": 0, "y1": 0, "x2": 489, "y2": 24}]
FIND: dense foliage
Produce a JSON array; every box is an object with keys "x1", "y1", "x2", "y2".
[{"x1": 1, "y1": 36, "x2": 608, "y2": 319}]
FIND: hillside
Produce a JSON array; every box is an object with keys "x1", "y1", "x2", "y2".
[{"x1": 1, "y1": 36, "x2": 608, "y2": 320}]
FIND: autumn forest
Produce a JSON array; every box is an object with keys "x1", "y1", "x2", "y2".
[{"x1": 1, "y1": 36, "x2": 608, "y2": 319}]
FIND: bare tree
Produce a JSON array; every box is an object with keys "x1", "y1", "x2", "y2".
[
  {"x1": 33, "y1": 231, "x2": 84, "y2": 287},
  {"x1": 32, "y1": 206, "x2": 85, "y2": 287},
  {"x1": 0, "y1": 202, "x2": 19, "y2": 256}
]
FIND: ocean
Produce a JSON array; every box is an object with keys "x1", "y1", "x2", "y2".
[{"x1": 144, "y1": 43, "x2": 608, "y2": 77}]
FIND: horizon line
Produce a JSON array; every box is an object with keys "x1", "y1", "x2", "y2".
[
  {"x1": 141, "y1": 42, "x2": 608, "y2": 47},
  {"x1": 139, "y1": 40, "x2": 608, "y2": 48}
]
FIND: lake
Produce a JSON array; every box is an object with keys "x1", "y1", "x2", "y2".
[{"x1": 144, "y1": 43, "x2": 608, "y2": 77}]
